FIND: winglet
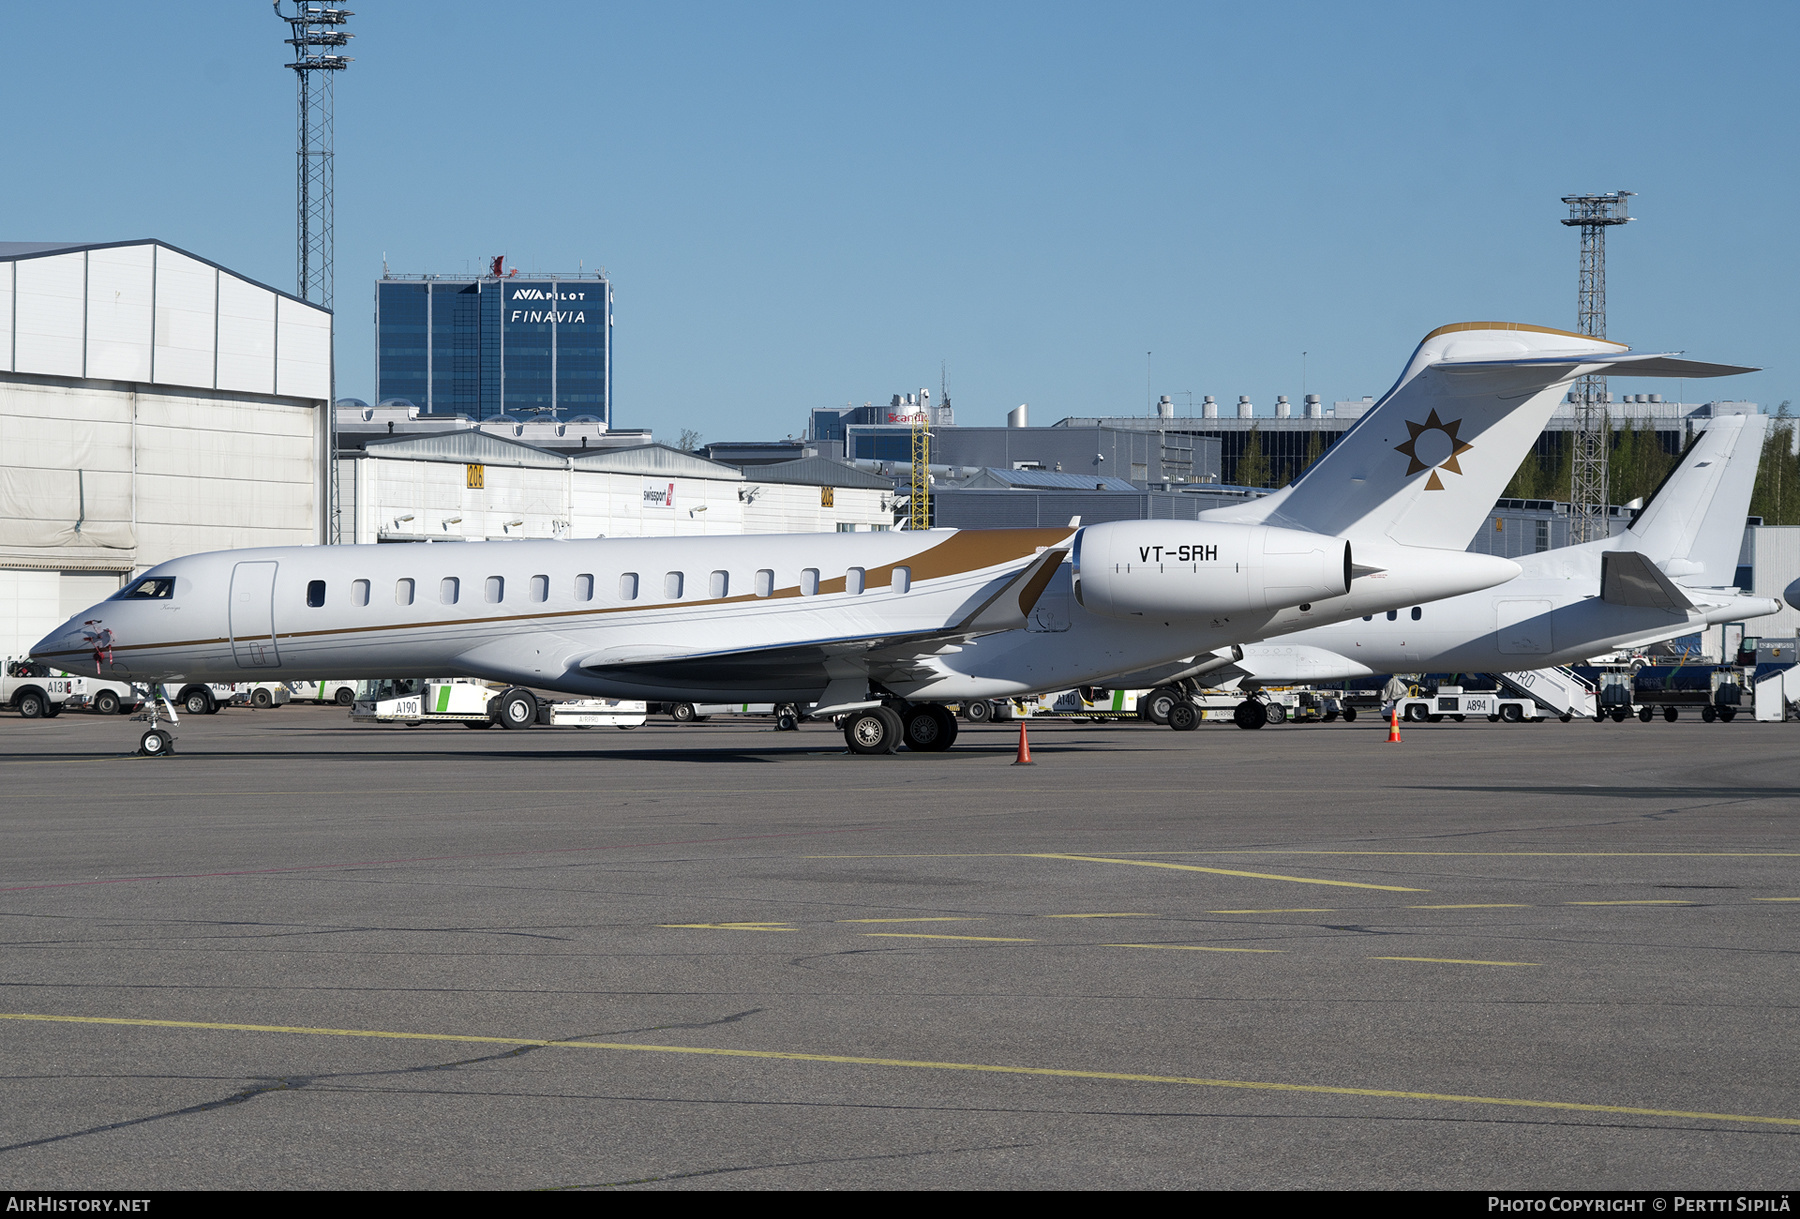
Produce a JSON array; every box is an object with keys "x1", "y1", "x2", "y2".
[{"x1": 955, "y1": 544, "x2": 1071, "y2": 635}]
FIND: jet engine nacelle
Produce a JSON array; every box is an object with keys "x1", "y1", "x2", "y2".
[{"x1": 1072, "y1": 520, "x2": 1350, "y2": 619}]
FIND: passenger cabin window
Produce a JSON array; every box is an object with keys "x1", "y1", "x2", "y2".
[
  {"x1": 529, "y1": 575, "x2": 549, "y2": 603},
  {"x1": 1386, "y1": 609, "x2": 1397, "y2": 621},
  {"x1": 1410, "y1": 606, "x2": 1422, "y2": 620},
  {"x1": 846, "y1": 567, "x2": 865, "y2": 595},
  {"x1": 352, "y1": 579, "x2": 370, "y2": 607},
  {"x1": 485, "y1": 576, "x2": 505, "y2": 604},
  {"x1": 114, "y1": 576, "x2": 176, "y2": 600},
  {"x1": 619, "y1": 573, "x2": 639, "y2": 601},
  {"x1": 306, "y1": 580, "x2": 326, "y2": 608},
  {"x1": 574, "y1": 573, "x2": 594, "y2": 602},
  {"x1": 664, "y1": 571, "x2": 684, "y2": 600},
  {"x1": 800, "y1": 568, "x2": 819, "y2": 596},
  {"x1": 395, "y1": 578, "x2": 415, "y2": 606},
  {"x1": 710, "y1": 570, "x2": 729, "y2": 599},
  {"x1": 1363, "y1": 615, "x2": 1372, "y2": 622},
  {"x1": 440, "y1": 577, "x2": 460, "y2": 605},
  {"x1": 892, "y1": 566, "x2": 911, "y2": 594},
  {"x1": 754, "y1": 569, "x2": 774, "y2": 597}
]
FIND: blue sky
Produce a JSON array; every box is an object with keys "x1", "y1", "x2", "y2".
[{"x1": 2, "y1": 2, "x2": 1794, "y2": 440}]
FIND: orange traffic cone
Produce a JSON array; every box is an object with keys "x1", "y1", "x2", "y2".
[
  {"x1": 1387, "y1": 707, "x2": 1402, "y2": 743},
  {"x1": 1012, "y1": 718, "x2": 1035, "y2": 765}
]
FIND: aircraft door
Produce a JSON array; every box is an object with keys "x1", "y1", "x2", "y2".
[
  {"x1": 1496, "y1": 599, "x2": 1553, "y2": 655},
  {"x1": 230, "y1": 561, "x2": 281, "y2": 668}
]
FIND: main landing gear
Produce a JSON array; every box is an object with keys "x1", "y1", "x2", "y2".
[{"x1": 840, "y1": 702, "x2": 959, "y2": 755}]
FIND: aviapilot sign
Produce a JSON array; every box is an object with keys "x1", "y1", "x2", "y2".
[{"x1": 507, "y1": 285, "x2": 594, "y2": 325}]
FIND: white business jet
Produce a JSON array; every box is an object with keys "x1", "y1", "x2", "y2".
[
  {"x1": 1120, "y1": 401, "x2": 1778, "y2": 726},
  {"x1": 32, "y1": 322, "x2": 1749, "y2": 755}
]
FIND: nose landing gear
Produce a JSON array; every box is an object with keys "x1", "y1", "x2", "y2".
[{"x1": 131, "y1": 685, "x2": 178, "y2": 757}]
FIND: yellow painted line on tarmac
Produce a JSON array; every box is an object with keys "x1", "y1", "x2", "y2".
[
  {"x1": 1108, "y1": 943, "x2": 1283, "y2": 954},
  {"x1": 1040, "y1": 913, "x2": 1158, "y2": 919},
  {"x1": 8, "y1": 1011, "x2": 1797, "y2": 1130},
  {"x1": 863, "y1": 933, "x2": 1034, "y2": 943},
  {"x1": 658, "y1": 922, "x2": 795, "y2": 931},
  {"x1": 1373, "y1": 957, "x2": 1538, "y2": 967},
  {"x1": 1563, "y1": 901, "x2": 1695, "y2": 907},
  {"x1": 1023, "y1": 853, "x2": 1427, "y2": 893},
  {"x1": 838, "y1": 917, "x2": 984, "y2": 924},
  {"x1": 1410, "y1": 904, "x2": 1531, "y2": 910},
  {"x1": 1209, "y1": 908, "x2": 1333, "y2": 914}
]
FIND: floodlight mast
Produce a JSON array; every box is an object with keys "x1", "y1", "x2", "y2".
[
  {"x1": 1561, "y1": 190, "x2": 1633, "y2": 544},
  {"x1": 275, "y1": 2, "x2": 352, "y2": 544}
]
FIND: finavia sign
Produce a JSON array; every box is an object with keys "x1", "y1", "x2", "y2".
[{"x1": 509, "y1": 286, "x2": 594, "y2": 325}]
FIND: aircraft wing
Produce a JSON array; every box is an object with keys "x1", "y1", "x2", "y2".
[
  {"x1": 577, "y1": 543, "x2": 1071, "y2": 690},
  {"x1": 1600, "y1": 550, "x2": 1695, "y2": 613}
]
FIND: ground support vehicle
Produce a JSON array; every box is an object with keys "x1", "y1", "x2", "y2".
[
  {"x1": 66, "y1": 676, "x2": 143, "y2": 715},
  {"x1": 3, "y1": 659, "x2": 78, "y2": 718},
  {"x1": 657, "y1": 701, "x2": 806, "y2": 730},
  {"x1": 1630, "y1": 665, "x2": 1752, "y2": 723},
  {"x1": 240, "y1": 681, "x2": 291, "y2": 710},
  {"x1": 1396, "y1": 686, "x2": 1541, "y2": 724},
  {"x1": 1755, "y1": 665, "x2": 1800, "y2": 721},
  {"x1": 1021, "y1": 688, "x2": 1140, "y2": 721},
  {"x1": 353, "y1": 678, "x2": 520, "y2": 727},
  {"x1": 161, "y1": 682, "x2": 248, "y2": 716},
  {"x1": 547, "y1": 698, "x2": 648, "y2": 728},
  {"x1": 286, "y1": 680, "x2": 359, "y2": 707}
]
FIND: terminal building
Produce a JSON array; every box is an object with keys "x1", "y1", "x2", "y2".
[
  {"x1": 375, "y1": 265, "x2": 611, "y2": 424},
  {"x1": 0, "y1": 239, "x2": 332, "y2": 657}
]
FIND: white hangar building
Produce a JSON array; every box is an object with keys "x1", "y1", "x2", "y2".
[
  {"x1": 338, "y1": 428, "x2": 896, "y2": 543},
  {"x1": 0, "y1": 239, "x2": 332, "y2": 657}
]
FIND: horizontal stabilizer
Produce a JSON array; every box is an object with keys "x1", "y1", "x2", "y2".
[
  {"x1": 1438, "y1": 353, "x2": 1758, "y2": 378},
  {"x1": 1601, "y1": 550, "x2": 1694, "y2": 613}
]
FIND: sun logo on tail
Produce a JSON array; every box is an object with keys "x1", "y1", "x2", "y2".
[{"x1": 1394, "y1": 409, "x2": 1475, "y2": 491}]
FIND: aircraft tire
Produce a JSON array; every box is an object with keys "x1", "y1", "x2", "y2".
[
  {"x1": 496, "y1": 688, "x2": 538, "y2": 729},
  {"x1": 1144, "y1": 687, "x2": 1180, "y2": 725},
  {"x1": 902, "y1": 705, "x2": 957, "y2": 752},
  {"x1": 776, "y1": 713, "x2": 798, "y2": 732},
  {"x1": 843, "y1": 707, "x2": 899, "y2": 755},
  {"x1": 1167, "y1": 702, "x2": 1199, "y2": 731},
  {"x1": 1664, "y1": 706, "x2": 1679, "y2": 722},
  {"x1": 139, "y1": 729, "x2": 173, "y2": 758},
  {"x1": 1232, "y1": 700, "x2": 1264, "y2": 730}
]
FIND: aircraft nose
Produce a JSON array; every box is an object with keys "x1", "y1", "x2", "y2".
[{"x1": 1783, "y1": 578, "x2": 1800, "y2": 611}]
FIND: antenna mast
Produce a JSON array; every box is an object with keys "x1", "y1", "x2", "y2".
[
  {"x1": 1561, "y1": 190, "x2": 1633, "y2": 544},
  {"x1": 275, "y1": 2, "x2": 353, "y2": 544}
]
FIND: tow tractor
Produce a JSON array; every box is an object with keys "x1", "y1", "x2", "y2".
[{"x1": 1396, "y1": 685, "x2": 1541, "y2": 723}]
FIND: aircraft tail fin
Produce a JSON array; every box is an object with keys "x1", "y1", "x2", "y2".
[
  {"x1": 1201, "y1": 322, "x2": 1755, "y2": 550},
  {"x1": 1617, "y1": 412, "x2": 1766, "y2": 586}
]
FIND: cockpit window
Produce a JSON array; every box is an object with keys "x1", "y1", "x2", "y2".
[{"x1": 113, "y1": 576, "x2": 176, "y2": 600}]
